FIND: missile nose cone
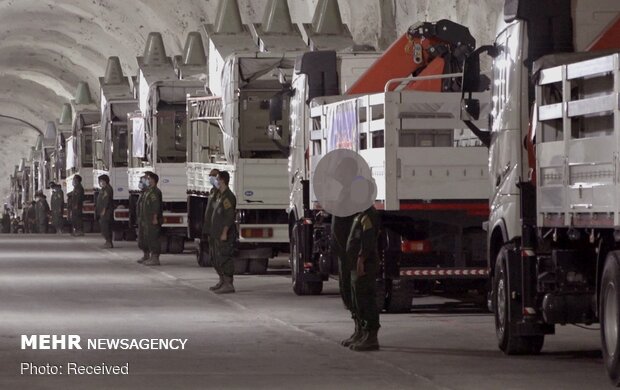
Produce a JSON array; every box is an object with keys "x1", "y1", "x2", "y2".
[
  {"x1": 74, "y1": 81, "x2": 93, "y2": 105},
  {"x1": 182, "y1": 32, "x2": 206, "y2": 66},
  {"x1": 59, "y1": 103, "x2": 72, "y2": 125},
  {"x1": 143, "y1": 32, "x2": 168, "y2": 65},
  {"x1": 104, "y1": 56, "x2": 125, "y2": 85}
]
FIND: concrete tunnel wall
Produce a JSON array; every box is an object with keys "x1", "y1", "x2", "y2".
[{"x1": 0, "y1": 0, "x2": 503, "y2": 201}]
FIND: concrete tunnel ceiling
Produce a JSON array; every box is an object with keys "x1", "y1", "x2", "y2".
[{"x1": 0, "y1": 0, "x2": 503, "y2": 201}]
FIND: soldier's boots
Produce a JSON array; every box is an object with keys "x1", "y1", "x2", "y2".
[
  {"x1": 209, "y1": 276, "x2": 224, "y2": 291},
  {"x1": 143, "y1": 254, "x2": 161, "y2": 266},
  {"x1": 349, "y1": 329, "x2": 379, "y2": 352},
  {"x1": 73, "y1": 230, "x2": 85, "y2": 237},
  {"x1": 341, "y1": 320, "x2": 363, "y2": 347},
  {"x1": 136, "y1": 251, "x2": 150, "y2": 264},
  {"x1": 103, "y1": 241, "x2": 113, "y2": 249},
  {"x1": 213, "y1": 276, "x2": 235, "y2": 294}
]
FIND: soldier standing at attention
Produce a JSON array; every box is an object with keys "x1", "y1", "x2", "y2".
[
  {"x1": 1, "y1": 205, "x2": 10, "y2": 233},
  {"x1": 27, "y1": 200, "x2": 37, "y2": 233},
  {"x1": 69, "y1": 174, "x2": 85, "y2": 236},
  {"x1": 136, "y1": 174, "x2": 150, "y2": 263},
  {"x1": 22, "y1": 203, "x2": 30, "y2": 233},
  {"x1": 333, "y1": 214, "x2": 358, "y2": 346},
  {"x1": 50, "y1": 183, "x2": 64, "y2": 234},
  {"x1": 96, "y1": 174, "x2": 114, "y2": 248},
  {"x1": 201, "y1": 168, "x2": 221, "y2": 290},
  {"x1": 346, "y1": 205, "x2": 381, "y2": 351},
  {"x1": 141, "y1": 172, "x2": 163, "y2": 266},
  {"x1": 34, "y1": 191, "x2": 50, "y2": 234},
  {"x1": 210, "y1": 171, "x2": 237, "y2": 294}
]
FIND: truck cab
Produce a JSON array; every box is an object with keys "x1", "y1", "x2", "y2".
[
  {"x1": 93, "y1": 57, "x2": 138, "y2": 240},
  {"x1": 127, "y1": 32, "x2": 206, "y2": 253},
  {"x1": 65, "y1": 82, "x2": 100, "y2": 232}
]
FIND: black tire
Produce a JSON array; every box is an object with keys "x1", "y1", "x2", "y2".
[
  {"x1": 385, "y1": 279, "x2": 414, "y2": 313},
  {"x1": 248, "y1": 258, "x2": 269, "y2": 275},
  {"x1": 124, "y1": 229, "x2": 137, "y2": 241},
  {"x1": 494, "y1": 245, "x2": 544, "y2": 355},
  {"x1": 84, "y1": 220, "x2": 94, "y2": 234},
  {"x1": 601, "y1": 250, "x2": 620, "y2": 386},
  {"x1": 159, "y1": 235, "x2": 169, "y2": 254},
  {"x1": 113, "y1": 230, "x2": 124, "y2": 242},
  {"x1": 234, "y1": 259, "x2": 249, "y2": 275},
  {"x1": 291, "y1": 227, "x2": 323, "y2": 296},
  {"x1": 168, "y1": 236, "x2": 185, "y2": 254},
  {"x1": 197, "y1": 240, "x2": 212, "y2": 267}
]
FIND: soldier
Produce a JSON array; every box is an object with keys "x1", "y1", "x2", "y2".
[
  {"x1": 201, "y1": 168, "x2": 221, "y2": 290},
  {"x1": 210, "y1": 171, "x2": 237, "y2": 294},
  {"x1": 346, "y1": 204, "x2": 381, "y2": 351},
  {"x1": 50, "y1": 183, "x2": 65, "y2": 234},
  {"x1": 333, "y1": 214, "x2": 358, "y2": 346},
  {"x1": 136, "y1": 174, "x2": 150, "y2": 263},
  {"x1": 26, "y1": 201, "x2": 37, "y2": 233},
  {"x1": 11, "y1": 216, "x2": 20, "y2": 234},
  {"x1": 34, "y1": 191, "x2": 50, "y2": 234},
  {"x1": 96, "y1": 174, "x2": 114, "y2": 248},
  {"x1": 2, "y1": 205, "x2": 10, "y2": 233},
  {"x1": 69, "y1": 175, "x2": 85, "y2": 236},
  {"x1": 141, "y1": 172, "x2": 163, "y2": 266}
]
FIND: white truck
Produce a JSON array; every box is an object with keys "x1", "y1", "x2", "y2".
[
  {"x1": 460, "y1": 0, "x2": 620, "y2": 383},
  {"x1": 289, "y1": 20, "x2": 491, "y2": 313},
  {"x1": 127, "y1": 32, "x2": 206, "y2": 253},
  {"x1": 65, "y1": 81, "x2": 100, "y2": 232},
  {"x1": 93, "y1": 56, "x2": 138, "y2": 241},
  {"x1": 187, "y1": 0, "x2": 353, "y2": 273}
]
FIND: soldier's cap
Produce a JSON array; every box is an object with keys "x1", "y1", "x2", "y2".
[
  {"x1": 74, "y1": 174, "x2": 83, "y2": 183},
  {"x1": 98, "y1": 174, "x2": 110, "y2": 184},
  {"x1": 48, "y1": 181, "x2": 56, "y2": 187},
  {"x1": 145, "y1": 171, "x2": 159, "y2": 183}
]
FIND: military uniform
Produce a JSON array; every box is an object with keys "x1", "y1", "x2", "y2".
[
  {"x1": 210, "y1": 187, "x2": 236, "y2": 288},
  {"x1": 35, "y1": 196, "x2": 50, "y2": 233},
  {"x1": 26, "y1": 203, "x2": 36, "y2": 233},
  {"x1": 332, "y1": 214, "x2": 358, "y2": 346},
  {"x1": 136, "y1": 189, "x2": 149, "y2": 260},
  {"x1": 51, "y1": 188, "x2": 64, "y2": 234},
  {"x1": 96, "y1": 185, "x2": 114, "y2": 246},
  {"x1": 70, "y1": 182, "x2": 85, "y2": 235},
  {"x1": 1, "y1": 210, "x2": 10, "y2": 233},
  {"x1": 202, "y1": 187, "x2": 221, "y2": 287},
  {"x1": 140, "y1": 186, "x2": 163, "y2": 264},
  {"x1": 346, "y1": 206, "x2": 380, "y2": 351}
]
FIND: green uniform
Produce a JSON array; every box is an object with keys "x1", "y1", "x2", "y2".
[
  {"x1": 26, "y1": 205, "x2": 36, "y2": 233},
  {"x1": 51, "y1": 189, "x2": 64, "y2": 233},
  {"x1": 140, "y1": 187, "x2": 163, "y2": 255},
  {"x1": 1, "y1": 211, "x2": 10, "y2": 233},
  {"x1": 96, "y1": 185, "x2": 114, "y2": 243},
  {"x1": 136, "y1": 191, "x2": 148, "y2": 252},
  {"x1": 332, "y1": 215, "x2": 356, "y2": 312},
  {"x1": 35, "y1": 198, "x2": 50, "y2": 233},
  {"x1": 70, "y1": 182, "x2": 85, "y2": 233},
  {"x1": 210, "y1": 187, "x2": 236, "y2": 277},
  {"x1": 202, "y1": 187, "x2": 220, "y2": 271},
  {"x1": 346, "y1": 207, "x2": 380, "y2": 332}
]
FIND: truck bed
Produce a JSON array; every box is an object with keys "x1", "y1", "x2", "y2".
[{"x1": 309, "y1": 91, "x2": 490, "y2": 211}]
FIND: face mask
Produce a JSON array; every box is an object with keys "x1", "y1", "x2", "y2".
[
  {"x1": 209, "y1": 176, "x2": 218, "y2": 187},
  {"x1": 138, "y1": 180, "x2": 147, "y2": 191}
]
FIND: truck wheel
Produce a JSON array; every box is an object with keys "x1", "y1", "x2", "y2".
[
  {"x1": 159, "y1": 236, "x2": 169, "y2": 254},
  {"x1": 84, "y1": 220, "x2": 94, "y2": 234},
  {"x1": 168, "y1": 236, "x2": 185, "y2": 254},
  {"x1": 197, "y1": 241, "x2": 212, "y2": 267},
  {"x1": 494, "y1": 245, "x2": 544, "y2": 355},
  {"x1": 291, "y1": 231, "x2": 323, "y2": 295},
  {"x1": 234, "y1": 259, "x2": 249, "y2": 275},
  {"x1": 113, "y1": 230, "x2": 124, "y2": 242},
  {"x1": 385, "y1": 279, "x2": 414, "y2": 313},
  {"x1": 124, "y1": 229, "x2": 137, "y2": 241},
  {"x1": 601, "y1": 250, "x2": 620, "y2": 386},
  {"x1": 248, "y1": 258, "x2": 268, "y2": 275}
]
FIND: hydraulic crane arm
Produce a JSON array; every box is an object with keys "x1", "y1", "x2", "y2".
[{"x1": 346, "y1": 19, "x2": 476, "y2": 95}]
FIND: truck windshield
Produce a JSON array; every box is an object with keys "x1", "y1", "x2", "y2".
[{"x1": 112, "y1": 124, "x2": 128, "y2": 167}]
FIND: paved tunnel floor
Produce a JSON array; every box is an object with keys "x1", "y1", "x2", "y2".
[{"x1": 0, "y1": 234, "x2": 610, "y2": 389}]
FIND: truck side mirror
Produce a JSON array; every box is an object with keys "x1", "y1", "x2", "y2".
[{"x1": 269, "y1": 95, "x2": 284, "y2": 124}]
